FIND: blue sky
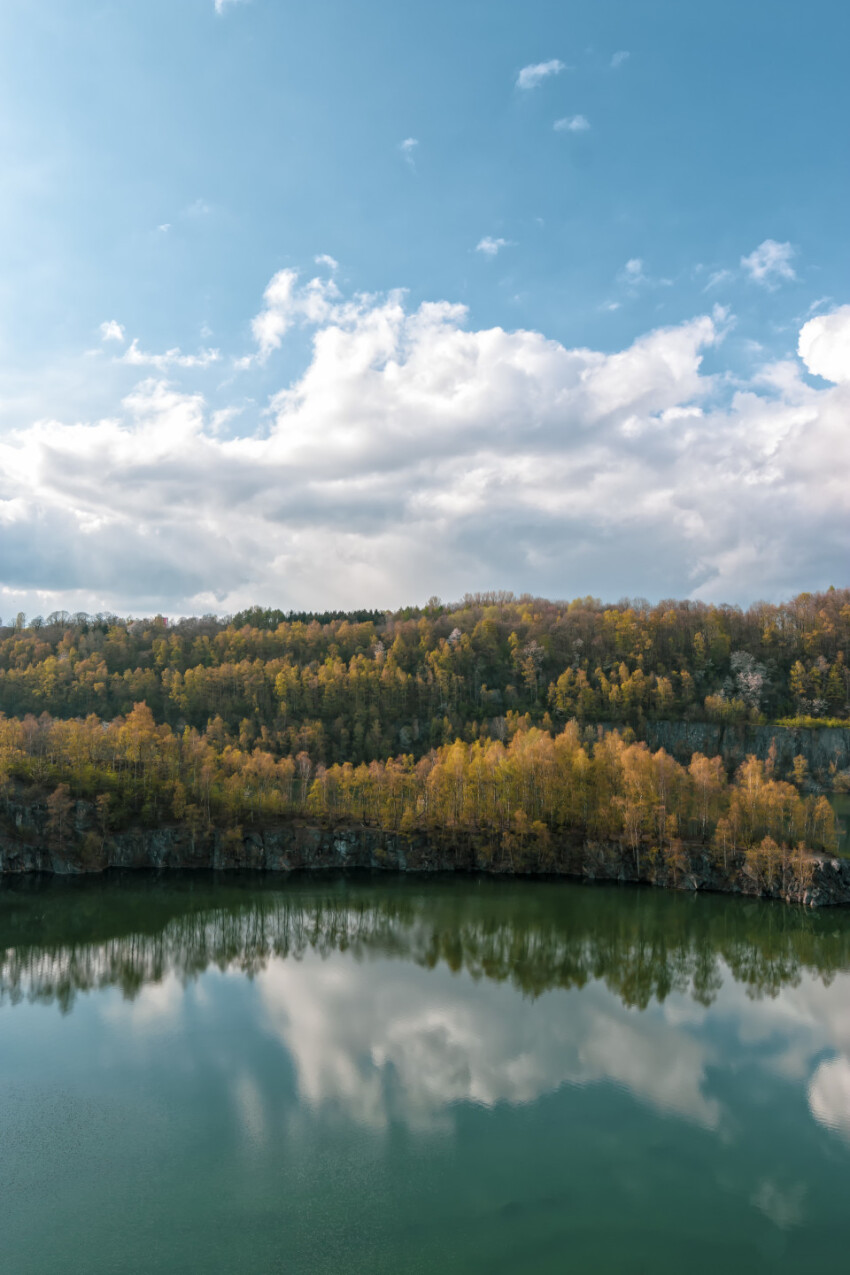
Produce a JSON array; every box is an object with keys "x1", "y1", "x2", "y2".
[{"x1": 1, "y1": 0, "x2": 849, "y2": 617}]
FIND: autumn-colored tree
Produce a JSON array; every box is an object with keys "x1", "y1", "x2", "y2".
[{"x1": 46, "y1": 783, "x2": 73, "y2": 851}]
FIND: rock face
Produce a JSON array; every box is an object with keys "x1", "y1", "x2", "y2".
[
  {"x1": 2, "y1": 789, "x2": 849, "y2": 908},
  {"x1": 632, "y1": 721, "x2": 850, "y2": 779}
]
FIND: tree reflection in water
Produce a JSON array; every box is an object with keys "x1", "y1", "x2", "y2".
[{"x1": 2, "y1": 871, "x2": 849, "y2": 1014}]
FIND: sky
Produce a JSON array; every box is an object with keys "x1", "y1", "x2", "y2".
[{"x1": 0, "y1": 0, "x2": 849, "y2": 619}]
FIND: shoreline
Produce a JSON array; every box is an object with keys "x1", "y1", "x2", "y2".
[{"x1": 2, "y1": 814, "x2": 849, "y2": 908}]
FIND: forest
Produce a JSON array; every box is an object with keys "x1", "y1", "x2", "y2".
[
  {"x1": 0, "y1": 707, "x2": 837, "y2": 882},
  {"x1": 0, "y1": 588, "x2": 848, "y2": 767},
  {"x1": 0, "y1": 589, "x2": 847, "y2": 883}
]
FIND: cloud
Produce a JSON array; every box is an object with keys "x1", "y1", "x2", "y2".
[
  {"x1": 798, "y1": 305, "x2": 850, "y2": 384},
  {"x1": 185, "y1": 198, "x2": 212, "y2": 218},
  {"x1": 619, "y1": 257, "x2": 648, "y2": 286},
  {"x1": 120, "y1": 339, "x2": 221, "y2": 371},
  {"x1": 257, "y1": 951, "x2": 720, "y2": 1131},
  {"x1": 475, "y1": 237, "x2": 510, "y2": 257},
  {"x1": 101, "y1": 972, "x2": 185, "y2": 1030},
  {"x1": 214, "y1": 0, "x2": 249, "y2": 13},
  {"x1": 715, "y1": 967, "x2": 850, "y2": 1143},
  {"x1": 554, "y1": 115, "x2": 590, "y2": 132},
  {"x1": 741, "y1": 239, "x2": 796, "y2": 288},
  {"x1": 617, "y1": 258, "x2": 675, "y2": 291},
  {"x1": 1, "y1": 268, "x2": 849, "y2": 614},
  {"x1": 611, "y1": 51, "x2": 630, "y2": 69},
  {"x1": 399, "y1": 137, "x2": 418, "y2": 169},
  {"x1": 808, "y1": 1056, "x2": 850, "y2": 1138},
  {"x1": 516, "y1": 60, "x2": 565, "y2": 90},
  {"x1": 704, "y1": 268, "x2": 734, "y2": 292},
  {"x1": 99, "y1": 320, "x2": 125, "y2": 343},
  {"x1": 243, "y1": 268, "x2": 340, "y2": 364},
  {"x1": 314, "y1": 254, "x2": 339, "y2": 271},
  {"x1": 751, "y1": 1180, "x2": 806, "y2": 1231}
]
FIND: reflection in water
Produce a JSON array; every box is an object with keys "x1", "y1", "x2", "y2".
[
  {"x1": 3, "y1": 873, "x2": 850, "y2": 1139},
  {"x1": 3, "y1": 871, "x2": 850, "y2": 1011},
  {"x1": 3, "y1": 873, "x2": 850, "y2": 1274},
  {"x1": 256, "y1": 946, "x2": 722, "y2": 1130}
]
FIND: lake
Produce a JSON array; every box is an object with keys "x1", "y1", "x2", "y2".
[{"x1": 2, "y1": 872, "x2": 850, "y2": 1273}]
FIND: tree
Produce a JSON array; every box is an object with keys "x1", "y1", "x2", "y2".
[
  {"x1": 95, "y1": 792, "x2": 112, "y2": 850},
  {"x1": 742, "y1": 836, "x2": 782, "y2": 895},
  {"x1": 46, "y1": 783, "x2": 73, "y2": 852},
  {"x1": 711, "y1": 817, "x2": 733, "y2": 877},
  {"x1": 792, "y1": 754, "x2": 809, "y2": 788},
  {"x1": 689, "y1": 753, "x2": 725, "y2": 841},
  {"x1": 663, "y1": 834, "x2": 688, "y2": 887},
  {"x1": 790, "y1": 842, "x2": 816, "y2": 902}
]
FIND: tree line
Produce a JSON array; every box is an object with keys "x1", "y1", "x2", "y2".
[
  {"x1": 0, "y1": 706, "x2": 836, "y2": 887},
  {"x1": 0, "y1": 588, "x2": 848, "y2": 770}
]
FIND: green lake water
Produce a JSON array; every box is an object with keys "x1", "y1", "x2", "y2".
[{"x1": 2, "y1": 873, "x2": 850, "y2": 1274}]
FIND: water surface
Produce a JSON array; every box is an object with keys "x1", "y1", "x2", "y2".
[{"x1": 2, "y1": 872, "x2": 850, "y2": 1273}]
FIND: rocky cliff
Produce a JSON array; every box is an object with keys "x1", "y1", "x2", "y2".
[
  {"x1": 2, "y1": 789, "x2": 849, "y2": 908},
  {"x1": 632, "y1": 721, "x2": 850, "y2": 780}
]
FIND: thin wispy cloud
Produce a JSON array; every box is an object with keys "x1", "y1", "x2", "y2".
[
  {"x1": 617, "y1": 258, "x2": 675, "y2": 291},
  {"x1": 475, "y1": 237, "x2": 511, "y2": 257},
  {"x1": 214, "y1": 0, "x2": 249, "y2": 14},
  {"x1": 618, "y1": 258, "x2": 649, "y2": 286},
  {"x1": 99, "y1": 320, "x2": 126, "y2": 343},
  {"x1": 741, "y1": 239, "x2": 796, "y2": 289},
  {"x1": 554, "y1": 115, "x2": 590, "y2": 133},
  {"x1": 610, "y1": 51, "x2": 630, "y2": 69},
  {"x1": 704, "y1": 268, "x2": 734, "y2": 291},
  {"x1": 314, "y1": 254, "x2": 339, "y2": 271},
  {"x1": 185, "y1": 198, "x2": 212, "y2": 218},
  {"x1": 120, "y1": 340, "x2": 221, "y2": 371},
  {"x1": 399, "y1": 138, "x2": 419, "y2": 169},
  {"x1": 516, "y1": 60, "x2": 565, "y2": 90}
]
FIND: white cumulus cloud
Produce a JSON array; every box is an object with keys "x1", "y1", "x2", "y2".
[
  {"x1": 257, "y1": 951, "x2": 720, "y2": 1132},
  {"x1": 516, "y1": 59, "x2": 565, "y2": 90},
  {"x1": 99, "y1": 320, "x2": 126, "y2": 343},
  {"x1": 741, "y1": 239, "x2": 796, "y2": 288},
  {"x1": 245, "y1": 268, "x2": 340, "y2": 363},
  {"x1": 1, "y1": 269, "x2": 849, "y2": 615},
  {"x1": 798, "y1": 305, "x2": 850, "y2": 384}
]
